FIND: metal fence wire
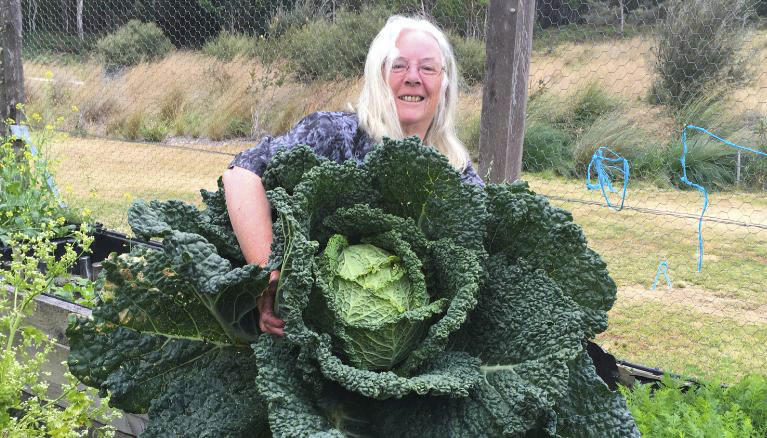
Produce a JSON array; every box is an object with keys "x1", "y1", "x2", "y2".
[{"x1": 17, "y1": 0, "x2": 767, "y2": 383}]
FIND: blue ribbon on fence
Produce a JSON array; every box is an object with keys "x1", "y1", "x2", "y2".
[
  {"x1": 586, "y1": 147, "x2": 629, "y2": 211},
  {"x1": 680, "y1": 125, "x2": 767, "y2": 272},
  {"x1": 652, "y1": 261, "x2": 672, "y2": 290}
]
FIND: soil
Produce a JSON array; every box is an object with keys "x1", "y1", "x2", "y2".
[{"x1": 619, "y1": 284, "x2": 767, "y2": 325}]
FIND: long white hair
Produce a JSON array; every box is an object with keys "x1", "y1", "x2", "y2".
[{"x1": 357, "y1": 15, "x2": 469, "y2": 171}]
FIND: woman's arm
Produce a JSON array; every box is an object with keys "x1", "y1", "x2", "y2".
[{"x1": 222, "y1": 166, "x2": 284, "y2": 336}]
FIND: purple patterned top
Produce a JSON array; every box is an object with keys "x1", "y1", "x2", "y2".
[{"x1": 229, "y1": 112, "x2": 484, "y2": 186}]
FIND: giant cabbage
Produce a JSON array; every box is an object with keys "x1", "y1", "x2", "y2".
[{"x1": 66, "y1": 136, "x2": 639, "y2": 437}]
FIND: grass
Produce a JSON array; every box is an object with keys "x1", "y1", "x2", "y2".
[
  {"x1": 598, "y1": 300, "x2": 767, "y2": 382},
  {"x1": 522, "y1": 173, "x2": 767, "y2": 381}
]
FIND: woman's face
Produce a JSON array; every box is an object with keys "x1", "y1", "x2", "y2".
[{"x1": 387, "y1": 29, "x2": 444, "y2": 139}]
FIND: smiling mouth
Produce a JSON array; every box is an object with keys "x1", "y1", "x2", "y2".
[{"x1": 399, "y1": 95, "x2": 424, "y2": 102}]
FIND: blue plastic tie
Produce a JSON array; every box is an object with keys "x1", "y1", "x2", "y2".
[
  {"x1": 680, "y1": 125, "x2": 767, "y2": 272},
  {"x1": 586, "y1": 147, "x2": 629, "y2": 211},
  {"x1": 652, "y1": 261, "x2": 672, "y2": 290}
]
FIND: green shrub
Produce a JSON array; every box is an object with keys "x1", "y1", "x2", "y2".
[
  {"x1": 202, "y1": 31, "x2": 255, "y2": 61},
  {"x1": 96, "y1": 20, "x2": 173, "y2": 68},
  {"x1": 652, "y1": 0, "x2": 752, "y2": 107},
  {"x1": 266, "y1": 0, "x2": 327, "y2": 39},
  {"x1": 523, "y1": 120, "x2": 574, "y2": 176},
  {"x1": 450, "y1": 34, "x2": 485, "y2": 86},
  {"x1": 280, "y1": 7, "x2": 388, "y2": 81}
]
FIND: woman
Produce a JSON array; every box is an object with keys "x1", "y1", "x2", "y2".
[{"x1": 222, "y1": 15, "x2": 483, "y2": 336}]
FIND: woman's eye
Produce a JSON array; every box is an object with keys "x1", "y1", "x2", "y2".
[
  {"x1": 392, "y1": 63, "x2": 407, "y2": 72},
  {"x1": 421, "y1": 65, "x2": 438, "y2": 74}
]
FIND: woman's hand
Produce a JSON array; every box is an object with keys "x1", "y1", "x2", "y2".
[{"x1": 257, "y1": 270, "x2": 285, "y2": 336}]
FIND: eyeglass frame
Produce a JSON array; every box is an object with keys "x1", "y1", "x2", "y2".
[{"x1": 388, "y1": 57, "x2": 446, "y2": 77}]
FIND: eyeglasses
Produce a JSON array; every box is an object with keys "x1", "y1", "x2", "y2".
[{"x1": 390, "y1": 58, "x2": 445, "y2": 76}]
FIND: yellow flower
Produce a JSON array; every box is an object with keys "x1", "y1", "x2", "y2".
[
  {"x1": 31, "y1": 112, "x2": 43, "y2": 122},
  {"x1": 122, "y1": 192, "x2": 133, "y2": 200},
  {"x1": 71, "y1": 105, "x2": 79, "y2": 113},
  {"x1": 82, "y1": 208, "x2": 93, "y2": 217},
  {"x1": 45, "y1": 71, "x2": 54, "y2": 79},
  {"x1": 44, "y1": 124, "x2": 53, "y2": 130}
]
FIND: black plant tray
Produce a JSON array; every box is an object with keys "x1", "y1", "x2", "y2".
[
  {"x1": 69, "y1": 227, "x2": 163, "y2": 278},
  {"x1": 1, "y1": 226, "x2": 162, "y2": 278}
]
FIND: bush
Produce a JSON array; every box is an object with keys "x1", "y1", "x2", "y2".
[
  {"x1": 280, "y1": 7, "x2": 388, "y2": 81},
  {"x1": 449, "y1": 34, "x2": 485, "y2": 86},
  {"x1": 523, "y1": 120, "x2": 575, "y2": 176},
  {"x1": 202, "y1": 31, "x2": 255, "y2": 61},
  {"x1": 652, "y1": 0, "x2": 752, "y2": 107},
  {"x1": 96, "y1": 20, "x2": 173, "y2": 68}
]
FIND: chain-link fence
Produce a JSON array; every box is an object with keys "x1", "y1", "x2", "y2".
[{"x1": 16, "y1": 0, "x2": 767, "y2": 383}]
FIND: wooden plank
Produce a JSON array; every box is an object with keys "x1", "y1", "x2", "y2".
[
  {"x1": 0, "y1": 0, "x2": 26, "y2": 135},
  {"x1": 3, "y1": 284, "x2": 147, "y2": 437},
  {"x1": 479, "y1": 0, "x2": 536, "y2": 184}
]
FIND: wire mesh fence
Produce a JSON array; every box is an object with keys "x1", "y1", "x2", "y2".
[{"x1": 15, "y1": 0, "x2": 767, "y2": 382}]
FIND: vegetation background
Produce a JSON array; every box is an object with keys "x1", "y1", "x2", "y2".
[{"x1": 14, "y1": 0, "x2": 767, "y2": 383}]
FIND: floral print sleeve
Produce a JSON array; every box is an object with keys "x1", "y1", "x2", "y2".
[
  {"x1": 229, "y1": 111, "x2": 484, "y2": 186},
  {"x1": 228, "y1": 112, "x2": 366, "y2": 177}
]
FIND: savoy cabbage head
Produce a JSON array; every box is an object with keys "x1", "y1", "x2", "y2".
[{"x1": 67, "y1": 136, "x2": 638, "y2": 437}]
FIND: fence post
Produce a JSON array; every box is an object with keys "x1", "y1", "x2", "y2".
[
  {"x1": 1, "y1": 0, "x2": 25, "y2": 136},
  {"x1": 479, "y1": 0, "x2": 536, "y2": 184}
]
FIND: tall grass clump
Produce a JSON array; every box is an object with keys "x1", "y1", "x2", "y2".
[
  {"x1": 568, "y1": 81, "x2": 620, "y2": 131},
  {"x1": 202, "y1": 31, "x2": 255, "y2": 61},
  {"x1": 651, "y1": 0, "x2": 753, "y2": 107},
  {"x1": 96, "y1": 20, "x2": 173, "y2": 69},
  {"x1": 280, "y1": 7, "x2": 388, "y2": 81},
  {"x1": 523, "y1": 120, "x2": 574, "y2": 176},
  {"x1": 572, "y1": 112, "x2": 659, "y2": 177}
]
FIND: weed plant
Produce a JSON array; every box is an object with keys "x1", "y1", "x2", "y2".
[
  {"x1": 0, "y1": 110, "x2": 86, "y2": 244},
  {"x1": 0, "y1": 225, "x2": 117, "y2": 435}
]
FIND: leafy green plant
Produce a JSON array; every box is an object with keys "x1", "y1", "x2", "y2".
[
  {"x1": 1, "y1": 224, "x2": 117, "y2": 436},
  {"x1": 0, "y1": 127, "x2": 82, "y2": 244},
  {"x1": 67, "y1": 137, "x2": 638, "y2": 436},
  {"x1": 622, "y1": 375, "x2": 767, "y2": 437},
  {"x1": 95, "y1": 20, "x2": 173, "y2": 69}
]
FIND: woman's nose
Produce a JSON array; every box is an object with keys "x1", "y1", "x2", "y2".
[{"x1": 404, "y1": 66, "x2": 421, "y2": 85}]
